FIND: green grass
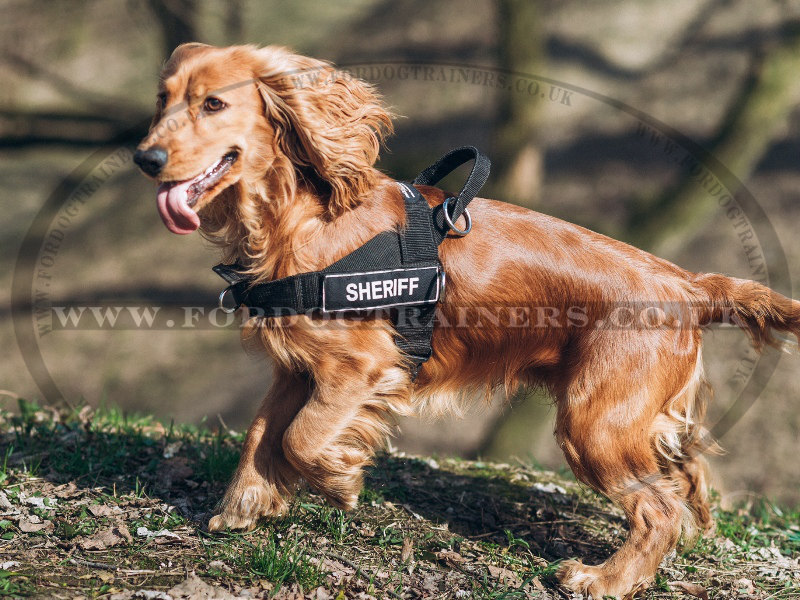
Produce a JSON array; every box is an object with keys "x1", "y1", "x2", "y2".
[
  {"x1": 1, "y1": 397, "x2": 800, "y2": 598},
  {"x1": 0, "y1": 446, "x2": 11, "y2": 488},
  {"x1": 244, "y1": 534, "x2": 327, "y2": 591},
  {"x1": 300, "y1": 502, "x2": 352, "y2": 543},
  {"x1": 194, "y1": 429, "x2": 241, "y2": 484},
  {"x1": 0, "y1": 568, "x2": 30, "y2": 597}
]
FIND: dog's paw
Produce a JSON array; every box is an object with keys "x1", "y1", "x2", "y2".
[
  {"x1": 558, "y1": 560, "x2": 608, "y2": 599},
  {"x1": 208, "y1": 483, "x2": 287, "y2": 532},
  {"x1": 208, "y1": 511, "x2": 257, "y2": 532},
  {"x1": 558, "y1": 559, "x2": 644, "y2": 600}
]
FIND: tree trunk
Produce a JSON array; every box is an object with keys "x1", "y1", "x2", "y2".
[
  {"x1": 478, "y1": 21, "x2": 800, "y2": 465},
  {"x1": 225, "y1": 0, "x2": 245, "y2": 44},
  {"x1": 493, "y1": 0, "x2": 544, "y2": 208},
  {"x1": 147, "y1": 0, "x2": 199, "y2": 57}
]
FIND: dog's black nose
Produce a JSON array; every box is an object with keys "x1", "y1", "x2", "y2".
[{"x1": 133, "y1": 146, "x2": 168, "y2": 177}]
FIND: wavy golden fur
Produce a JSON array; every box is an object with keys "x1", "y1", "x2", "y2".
[{"x1": 136, "y1": 44, "x2": 800, "y2": 599}]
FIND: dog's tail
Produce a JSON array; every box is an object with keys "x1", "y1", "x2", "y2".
[{"x1": 692, "y1": 273, "x2": 800, "y2": 351}]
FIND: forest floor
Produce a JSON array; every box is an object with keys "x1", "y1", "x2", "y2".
[{"x1": 1, "y1": 400, "x2": 799, "y2": 599}]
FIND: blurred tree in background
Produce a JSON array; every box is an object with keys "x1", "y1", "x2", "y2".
[
  {"x1": 493, "y1": 0, "x2": 544, "y2": 207},
  {"x1": 3, "y1": 0, "x2": 800, "y2": 504},
  {"x1": 147, "y1": 0, "x2": 198, "y2": 55},
  {"x1": 481, "y1": 7, "x2": 800, "y2": 463}
]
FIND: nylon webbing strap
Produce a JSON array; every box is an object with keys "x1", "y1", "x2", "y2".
[
  {"x1": 392, "y1": 182, "x2": 441, "y2": 369},
  {"x1": 212, "y1": 146, "x2": 491, "y2": 378},
  {"x1": 323, "y1": 230, "x2": 403, "y2": 273},
  {"x1": 397, "y1": 182, "x2": 438, "y2": 265},
  {"x1": 213, "y1": 265, "x2": 323, "y2": 316},
  {"x1": 413, "y1": 146, "x2": 491, "y2": 245}
]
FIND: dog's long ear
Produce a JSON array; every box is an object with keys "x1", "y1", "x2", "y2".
[{"x1": 253, "y1": 46, "x2": 393, "y2": 216}]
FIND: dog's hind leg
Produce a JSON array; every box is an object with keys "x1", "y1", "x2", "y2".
[
  {"x1": 555, "y1": 331, "x2": 699, "y2": 599},
  {"x1": 669, "y1": 453, "x2": 714, "y2": 535},
  {"x1": 208, "y1": 370, "x2": 308, "y2": 531},
  {"x1": 657, "y1": 349, "x2": 718, "y2": 537}
]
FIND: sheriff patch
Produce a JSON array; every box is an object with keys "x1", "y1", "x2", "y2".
[{"x1": 322, "y1": 266, "x2": 441, "y2": 312}]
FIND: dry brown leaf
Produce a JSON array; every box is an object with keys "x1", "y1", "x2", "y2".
[
  {"x1": 401, "y1": 537, "x2": 414, "y2": 563},
  {"x1": 78, "y1": 523, "x2": 132, "y2": 550},
  {"x1": 734, "y1": 579, "x2": 756, "y2": 595},
  {"x1": 157, "y1": 456, "x2": 194, "y2": 486},
  {"x1": 669, "y1": 580, "x2": 709, "y2": 600},
  {"x1": 88, "y1": 504, "x2": 117, "y2": 517},
  {"x1": 96, "y1": 571, "x2": 115, "y2": 583},
  {"x1": 53, "y1": 482, "x2": 80, "y2": 499},
  {"x1": 435, "y1": 549, "x2": 466, "y2": 569},
  {"x1": 487, "y1": 565, "x2": 522, "y2": 587},
  {"x1": 310, "y1": 587, "x2": 333, "y2": 600},
  {"x1": 168, "y1": 572, "x2": 236, "y2": 599},
  {"x1": 18, "y1": 517, "x2": 53, "y2": 533}
]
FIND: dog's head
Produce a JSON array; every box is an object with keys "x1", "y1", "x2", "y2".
[{"x1": 135, "y1": 44, "x2": 392, "y2": 235}]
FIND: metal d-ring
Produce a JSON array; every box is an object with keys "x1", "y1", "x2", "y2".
[
  {"x1": 218, "y1": 286, "x2": 239, "y2": 314},
  {"x1": 442, "y1": 197, "x2": 472, "y2": 236}
]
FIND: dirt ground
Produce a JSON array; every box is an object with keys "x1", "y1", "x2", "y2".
[{"x1": 2, "y1": 404, "x2": 799, "y2": 598}]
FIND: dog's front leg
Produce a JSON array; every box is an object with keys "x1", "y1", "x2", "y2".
[
  {"x1": 208, "y1": 370, "x2": 309, "y2": 531},
  {"x1": 281, "y1": 361, "x2": 410, "y2": 510}
]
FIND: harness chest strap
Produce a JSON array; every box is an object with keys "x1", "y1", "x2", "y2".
[
  {"x1": 213, "y1": 146, "x2": 491, "y2": 375},
  {"x1": 214, "y1": 261, "x2": 442, "y2": 315}
]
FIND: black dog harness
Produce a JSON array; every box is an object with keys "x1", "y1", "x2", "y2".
[{"x1": 213, "y1": 146, "x2": 491, "y2": 377}]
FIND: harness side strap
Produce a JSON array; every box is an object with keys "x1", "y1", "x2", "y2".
[
  {"x1": 213, "y1": 263, "x2": 322, "y2": 316},
  {"x1": 412, "y1": 146, "x2": 491, "y2": 245}
]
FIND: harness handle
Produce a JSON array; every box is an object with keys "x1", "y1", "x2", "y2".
[{"x1": 413, "y1": 146, "x2": 491, "y2": 244}]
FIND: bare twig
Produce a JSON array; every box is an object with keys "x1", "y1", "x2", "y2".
[{"x1": 69, "y1": 557, "x2": 118, "y2": 571}]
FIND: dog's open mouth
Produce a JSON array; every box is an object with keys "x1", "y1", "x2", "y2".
[{"x1": 156, "y1": 151, "x2": 238, "y2": 234}]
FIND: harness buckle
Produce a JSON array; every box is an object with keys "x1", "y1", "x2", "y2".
[
  {"x1": 437, "y1": 268, "x2": 447, "y2": 301},
  {"x1": 442, "y1": 197, "x2": 472, "y2": 237},
  {"x1": 218, "y1": 286, "x2": 239, "y2": 314}
]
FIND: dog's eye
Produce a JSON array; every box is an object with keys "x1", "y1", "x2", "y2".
[{"x1": 203, "y1": 96, "x2": 226, "y2": 112}]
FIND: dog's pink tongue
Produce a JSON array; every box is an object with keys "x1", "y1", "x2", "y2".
[{"x1": 156, "y1": 181, "x2": 201, "y2": 235}]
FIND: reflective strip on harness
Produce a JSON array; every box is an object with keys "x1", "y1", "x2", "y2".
[{"x1": 321, "y1": 266, "x2": 440, "y2": 313}]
